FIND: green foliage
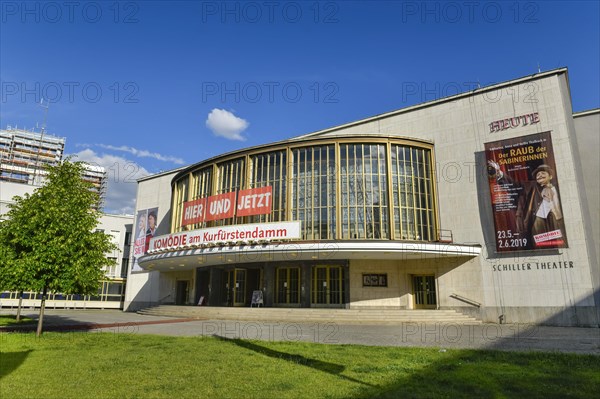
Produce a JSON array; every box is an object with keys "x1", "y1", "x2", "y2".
[{"x1": 0, "y1": 160, "x2": 117, "y2": 295}]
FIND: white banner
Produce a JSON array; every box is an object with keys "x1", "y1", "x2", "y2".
[{"x1": 148, "y1": 221, "x2": 302, "y2": 252}]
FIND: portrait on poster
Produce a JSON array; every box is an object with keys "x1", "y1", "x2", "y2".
[
  {"x1": 484, "y1": 131, "x2": 568, "y2": 252},
  {"x1": 131, "y1": 208, "x2": 159, "y2": 272}
]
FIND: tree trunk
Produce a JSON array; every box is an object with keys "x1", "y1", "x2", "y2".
[
  {"x1": 16, "y1": 291, "x2": 23, "y2": 321},
  {"x1": 36, "y1": 287, "x2": 47, "y2": 337}
]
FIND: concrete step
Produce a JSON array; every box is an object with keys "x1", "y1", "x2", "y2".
[
  {"x1": 138, "y1": 309, "x2": 473, "y2": 319},
  {"x1": 137, "y1": 313, "x2": 477, "y2": 322},
  {"x1": 138, "y1": 308, "x2": 452, "y2": 314},
  {"x1": 137, "y1": 306, "x2": 481, "y2": 324}
]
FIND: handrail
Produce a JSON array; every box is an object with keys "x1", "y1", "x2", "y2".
[
  {"x1": 159, "y1": 293, "x2": 172, "y2": 302},
  {"x1": 450, "y1": 293, "x2": 481, "y2": 308}
]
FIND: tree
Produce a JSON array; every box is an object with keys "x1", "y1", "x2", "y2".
[
  {"x1": 0, "y1": 160, "x2": 117, "y2": 336},
  {"x1": 0, "y1": 225, "x2": 34, "y2": 321}
]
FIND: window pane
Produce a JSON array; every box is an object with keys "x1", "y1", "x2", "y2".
[
  {"x1": 291, "y1": 145, "x2": 336, "y2": 240},
  {"x1": 340, "y1": 143, "x2": 389, "y2": 239},
  {"x1": 391, "y1": 145, "x2": 436, "y2": 241}
]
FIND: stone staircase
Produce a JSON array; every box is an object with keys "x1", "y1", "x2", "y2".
[{"x1": 137, "y1": 306, "x2": 481, "y2": 324}]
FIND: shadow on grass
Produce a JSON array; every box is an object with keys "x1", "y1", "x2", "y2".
[
  {"x1": 366, "y1": 349, "x2": 600, "y2": 399},
  {"x1": 214, "y1": 335, "x2": 375, "y2": 387},
  {"x1": 213, "y1": 336, "x2": 599, "y2": 398},
  {"x1": 0, "y1": 312, "x2": 142, "y2": 334},
  {"x1": 0, "y1": 350, "x2": 32, "y2": 380},
  {"x1": 0, "y1": 311, "x2": 97, "y2": 333}
]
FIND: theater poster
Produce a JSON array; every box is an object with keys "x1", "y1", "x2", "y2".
[
  {"x1": 484, "y1": 131, "x2": 568, "y2": 252},
  {"x1": 131, "y1": 207, "x2": 159, "y2": 272}
]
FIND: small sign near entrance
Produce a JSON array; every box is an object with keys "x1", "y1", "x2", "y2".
[
  {"x1": 362, "y1": 274, "x2": 388, "y2": 287},
  {"x1": 250, "y1": 290, "x2": 263, "y2": 307},
  {"x1": 197, "y1": 296, "x2": 205, "y2": 306}
]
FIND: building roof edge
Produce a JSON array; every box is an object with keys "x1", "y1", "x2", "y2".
[{"x1": 573, "y1": 108, "x2": 600, "y2": 118}]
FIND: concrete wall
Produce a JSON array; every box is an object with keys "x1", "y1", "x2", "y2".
[
  {"x1": 573, "y1": 109, "x2": 600, "y2": 257},
  {"x1": 0, "y1": 181, "x2": 36, "y2": 220},
  {"x1": 572, "y1": 109, "x2": 600, "y2": 321},
  {"x1": 96, "y1": 213, "x2": 133, "y2": 277},
  {"x1": 349, "y1": 257, "x2": 483, "y2": 313},
  {"x1": 349, "y1": 259, "x2": 405, "y2": 309},
  {"x1": 123, "y1": 270, "x2": 161, "y2": 311},
  {"x1": 124, "y1": 170, "x2": 181, "y2": 311}
]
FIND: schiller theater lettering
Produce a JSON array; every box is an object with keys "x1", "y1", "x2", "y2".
[{"x1": 127, "y1": 69, "x2": 599, "y2": 327}]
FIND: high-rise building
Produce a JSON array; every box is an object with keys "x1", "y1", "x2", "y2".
[
  {"x1": 0, "y1": 126, "x2": 107, "y2": 208},
  {"x1": 81, "y1": 163, "x2": 108, "y2": 209},
  {"x1": 0, "y1": 126, "x2": 65, "y2": 185}
]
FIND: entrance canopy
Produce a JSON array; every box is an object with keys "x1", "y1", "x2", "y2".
[{"x1": 138, "y1": 241, "x2": 481, "y2": 272}]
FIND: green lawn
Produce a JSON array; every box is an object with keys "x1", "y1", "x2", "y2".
[
  {"x1": 1, "y1": 332, "x2": 598, "y2": 398},
  {"x1": 0, "y1": 315, "x2": 34, "y2": 326}
]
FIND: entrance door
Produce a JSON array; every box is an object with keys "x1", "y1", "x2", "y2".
[
  {"x1": 312, "y1": 265, "x2": 344, "y2": 307},
  {"x1": 224, "y1": 269, "x2": 247, "y2": 306},
  {"x1": 412, "y1": 275, "x2": 437, "y2": 309},
  {"x1": 175, "y1": 280, "x2": 189, "y2": 305},
  {"x1": 275, "y1": 267, "x2": 300, "y2": 305}
]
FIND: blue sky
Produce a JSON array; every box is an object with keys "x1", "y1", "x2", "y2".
[{"x1": 1, "y1": 1, "x2": 599, "y2": 214}]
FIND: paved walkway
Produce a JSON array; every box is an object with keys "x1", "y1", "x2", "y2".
[{"x1": 2, "y1": 309, "x2": 599, "y2": 354}]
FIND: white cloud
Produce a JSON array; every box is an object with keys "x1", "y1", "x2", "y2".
[
  {"x1": 76, "y1": 143, "x2": 185, "y2": 165},
  {"x1": 205, "y1": 108, "x2": 249, "y2": 141},
  {"x1": 72, "y1": 149, "x2": 150, "y2": 215}
]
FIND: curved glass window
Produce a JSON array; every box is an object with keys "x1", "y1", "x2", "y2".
[
  {"x1": 248, "y1": 150, "x2": 286, "y2": 223},
  {"x1": 391, "y1": 145, "x2": 435, "y2": 241},
  {"x1": 172, "y1": 178, "x2": 188, "y2": 232},
  {"x1": 189, "y1": 166, "x2": 212, "y2": 230},
  {"x1": 291, "y1": 145, "x2": 336, "y2": 240},
  {"x1": 340, "y1": 143, "x2": 389, "y2": 239},
  {"x1": 171, "y1": 138, "x2": 437, "y2": 242},
  {"x1": 215, "y1": 158, "x2": 245, "y2": 226}
]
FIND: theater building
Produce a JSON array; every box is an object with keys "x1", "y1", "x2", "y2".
[{"x1": 125, "y1": 68, "x2": 599, "y2": 326}]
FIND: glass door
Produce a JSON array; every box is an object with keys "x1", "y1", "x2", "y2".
[
  {"x1": 312, "y1": 265, "x2": 344, "y2": 307},
  {"x1": 224, "y1": 269, "x2": 247, "y2": 306},
  {"x1": 275, "y1": 267, "x2": 300, "y2": 305},
  {"x1": 175, "y1": 280, "x2": 188, "y2": 305},
  {"x1": 412, "y1": 275, "x2": 437, "y2": 309}
]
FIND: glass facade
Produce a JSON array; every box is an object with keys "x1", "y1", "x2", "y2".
[
  {"x1": 390, "y1": 145, "x2": 435, "y2": 241},
  {"x1": 249, "y1": 150, "x2": 286, "y2": 223},
  {"x1": 0, "y1": 280, "x2": 126, "y2": 303},
  {"x1": 189, "y1": 166, "x2": 212, "y2": 230},
  {"x1": 215, "y1": 158, "x2": 245, "y2": 226},
  {"x1": 292, "y1": 145, "x2": 336, "y2": 240},
  {"x1": 171, "y1": 138, "x2": 438, "y2": 242},
  {"x1": 172, "y1": 178, "x2": 189, "y2": 232},
  {"x1": 340, "y1": 143, "x2": 389, "y2": 239}
]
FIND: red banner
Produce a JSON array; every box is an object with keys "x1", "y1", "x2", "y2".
[
  {"x1": 205, "y1": 192, "x2": 236, "y2": 221},
  {"x1": 181, "y1": 198, "x2": 207, "y2": 226},
  {"x1": 181, "y1": 186, "x2": 273, "y2": 224},
  {"x1": 236, "y1": 186, "x2": 273, "y2": 216}
]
